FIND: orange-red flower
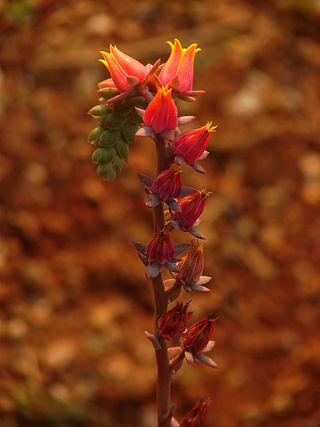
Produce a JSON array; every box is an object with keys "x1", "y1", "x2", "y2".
[
  {"x1": 158, "y1": 39, "x2": 201, "y2": 92},
  {"x1": 143, "y1": 85, "x2": 178, "y2": 133},
  {"x1": 100, "y1": 45, "x2": 147, "y2": 93},
  {"x1": 173, "y1": 123, "x2": 216, "y2": 165},
  {"x1": 173, "y1": 190, "x2": 211, "y2": 231}
]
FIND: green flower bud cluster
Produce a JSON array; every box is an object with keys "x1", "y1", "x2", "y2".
[{"x1": 88, "y1": 91, "x2": 142, "y2": 181}]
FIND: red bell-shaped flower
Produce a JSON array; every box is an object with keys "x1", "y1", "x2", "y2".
[
  {"x1": 173, "y1": 190, "x2": 211, "y2": 230},
  {"x1": 100, "y1": 45, "x2": 148, "y2": 93},
  {"x1": 150, "y1": 165, "x2": 182, "y2": 203},
  {"x1": 146, "y1": 227, "x2": 176, "y2": 265},
  {"x1": 158, "y1": 39, "x2": 201, "y2": 92},
  {"x1": 173, "y1": 122, "x2": 216, "y2": 165},
  {"x1": 143, "y1": 85, "x2": 178, "y2": 133}
]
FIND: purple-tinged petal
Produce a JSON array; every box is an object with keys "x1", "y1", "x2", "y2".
[
  {"x1": 164, "y1": 261, "x2": 180, "y2": 273},
  {"x1": 174, "y1": 243, "x2": 189, "y2": 255},
  {"x1": 190, "y1": 283, "x2": 211, "y2": 293},
  {"x1": 145, "y1": 193, "x2": 161, "y2": 208},
  {"x1": 202, "y1": 340, "x2": 216, "y2": 353},
  {"x1": 189, "y1": 228, "x2": 206, "y2": 240},
  {"x1": 178, "y1": 116, "x2": 196, "y2": 126},
  {"x1": 170, "y1": 219, "x2": 179, "y2": 229},
  {"x1": 190, "y1": 162, "x2": 207, "y2": 174},
  {"x1": 145, "y1": 262, "x2": 161, "y2": 279},
  {"x1": 166, "y1": 198, "x2": 181, "y2": 212},
  {"x1": 180, "y1": 186, "x2": 197, "y2": 197},
  {"x1": 136, "y1": 126, "x2": 153, "y2": 137},
  {"x1": 197, "y1": 353, "x2": 219, "y2": 368},
  {"x1": 138, "y1": 173, "x2": 154, "y2": 187},
  {"x1": 132, "y1": 241, "x2": 147, "y2": 254},
  {"x1": 138, "y1": 253, "x2": 148, "y2": 265},
  {"x1": 174, "y1": 155, "x2": 185, "y2": 165},
  {"x1": 184, "y1": 351, "x2": 194, "y2": 364},
  {"x1": 197, "y1": 275, "x2": 212, "y2": 285}
]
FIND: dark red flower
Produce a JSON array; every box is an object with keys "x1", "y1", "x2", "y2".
[
  {"x1": 180, "y1": 398, "x2": 211, "y2": 427},
  {"x1": 181, "y1": 317, "x2": 215, "y2": 356},
  {"x1": 150, "y1": 166, "x2": 182, "y2": 203},
  {"x1": 173, "y1": 190, "x2": 211, "y2": 230},
  {"x1": 158, "y1": 301, "x2": 193, "y2": 341},
  {"x1": 146, "y1": 227, "x2": 176, "y2": 265}
]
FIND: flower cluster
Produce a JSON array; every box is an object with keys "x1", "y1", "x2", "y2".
[{"x1": 89, "y1": 38, "x2": 218, "y2": 427}]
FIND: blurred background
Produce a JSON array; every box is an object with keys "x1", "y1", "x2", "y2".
[{"x1": 1, "y1": 0, "x2": 320, "y2": 426}]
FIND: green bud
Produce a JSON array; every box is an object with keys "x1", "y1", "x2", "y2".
[
  {"x1": 98, "y1": 87, "x2": 118, "y2": 100},
  {"x1": 100, "y1": 129, "x2": 120, "y2": 146},
  {"x1": 114, "y1": 103, "x2": 130, "y2": 115},
  {"x1": 92, "y1": 147, "x2": 116, "y2": 164},
  {"x1": 88, "y1": 104, "x2": 109, "y2": 119},
  {"x1": 122, "y1": 122, "x2": 138, "y2": 144},
  {"x1": 105, "y1": 113, "x2": 126, "y2": 129},
  {"x1": 97, "y1": 162, "x2": 116, "y2": 181},
  {"x1": 112, "y1": 155, "x2": 122, "y2": 174},
  {"x1": 88, "y1": 126, "x2": 104, "y2": 144},
  {"x1": 116, "y1": 139, "x2": 129, "y2": 161}
]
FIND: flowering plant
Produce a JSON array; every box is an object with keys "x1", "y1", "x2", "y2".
[{"x1": 88, "y1": 39, "x2": 218, "y2": 427}]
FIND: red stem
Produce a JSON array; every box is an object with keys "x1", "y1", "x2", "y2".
[{"x1": 151, "y1": 134, "x2": 173, "y2": 427}]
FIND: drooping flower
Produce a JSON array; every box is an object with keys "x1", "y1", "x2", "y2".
[
  {"x1": 100, "y1": 45, "x2": 148, "y2": 93},
  {"x1": 181, "y1": 316, "x2": 218, "y2": 368},
  {"x1": 143, "y1": 85, "x2": 178, "y2": 133},
  {"x1": 146, "y1": 227, "x2": 176, "y2": 265},
  {"x1": 172, "y1": 190, "x2": 211, "y2": 238},
  {"x1": 179, "y1": 398, "x2": 211, "y2": 427},
  {"x1": 176, "y1": 240, "x2": 212, "y2": 292},
  {"x1": 173, "y1": 123, "x2": 216, "y2": 167},
  {"x1": 158, "y1": 39, "x2": 201, "y2": 92},
  {"x1": 158, "y1": 301, "x2": 193, "y2": 341},
  {"x1": 150, "y1": 165, "x2": 182, "y2": 202}
]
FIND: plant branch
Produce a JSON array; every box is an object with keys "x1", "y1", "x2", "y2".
[{"x1": 151, "y1": 134, "x2": 173, "y2": 427}]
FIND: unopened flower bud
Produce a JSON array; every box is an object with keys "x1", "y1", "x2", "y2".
[
  {"x1": 158, "y1": 301, "x2": 193, "y2": 341},
  {"x1": 180, "y1": 398, "x2": 211, "y2": 427}
]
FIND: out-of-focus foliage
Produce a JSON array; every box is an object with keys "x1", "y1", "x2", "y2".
[{"x1": 1, "y1": 0, "x2": 320, "y2": 426}]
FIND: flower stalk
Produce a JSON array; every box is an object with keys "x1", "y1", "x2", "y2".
[{"x1": 88, "y1": 39, "x2": 218, "y2": 427}]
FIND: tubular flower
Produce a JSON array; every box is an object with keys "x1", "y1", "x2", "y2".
[
  {"x1": 158, "y1": 39, "x2": 201, "y2": 92},
  {"x1": 182, "y1": 317, "x2": 215, "y2": 355},
  {"x1": 172, "y1": 190, "x2": 211, "y2": 235},
  {"x1": 176, "y1": 240, "x2": 211, "y2": 292},
  {"x1": 146, "y1": 227, "x2": 176, "y2": 266},
  {"x1": 158, "y1": 301, "x2": 193, "y2": 341},
  {"x1": 150, "y1": 165, "x2": 182, "y2": 203},
  {"x1": 100, "y1": 45, "x2": 148, "y2": 93},
  {"x1": 173, "y1": 122, "x2": 216, "y2": 166},
  {"x1": 143, "y1": 85, "x2": 178, "y2": 133},
  {"x1": 179, "y1": 398, "x2": 211, "y2": 427}
]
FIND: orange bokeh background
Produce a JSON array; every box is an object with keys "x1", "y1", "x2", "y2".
[{"x1": 1, "y1": 1, "x2": 320, "y2": 426}]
